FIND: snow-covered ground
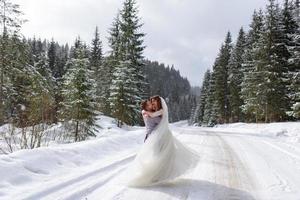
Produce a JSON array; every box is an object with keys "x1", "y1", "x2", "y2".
[{"x1": 0, "y1": 117, "x2": 300, "y2": 200}]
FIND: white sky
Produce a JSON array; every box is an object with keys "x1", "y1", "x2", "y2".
[{"x1": 13, "y1": 0, "x2": 270, "y2": 86}]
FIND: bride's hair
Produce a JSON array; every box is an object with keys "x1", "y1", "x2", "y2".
[
  {"x1": 140, "y1": 100, "x2": 147, "y2": 110},
  {"x1": 150, "y1": 95, "x2": 162, "y2": 110},
  {"x1": 141, "y1": 99, "x2": 152, "y2": 111}
]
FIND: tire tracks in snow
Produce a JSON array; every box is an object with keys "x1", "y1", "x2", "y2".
[
  {"x1": 172, "y1": 129, "x2": 257, "y2": 196},
  {"x1": 244, "y1": 137, "x2": 298, "y2": 194},
  {"x1": 209, "y1": 132, "x2": 256, "y2": 194},
  {"x1": 261, "y1": 140, "x2": 300, "y2": 161},
  {"x1": 16, "y1": 154, "x2": 136, "y2": 200}
]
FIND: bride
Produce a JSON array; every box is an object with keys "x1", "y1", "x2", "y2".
[{"x1": 126, "y1": 96, "x2": 200, "y2": 187}]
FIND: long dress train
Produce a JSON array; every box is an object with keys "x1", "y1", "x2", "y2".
[{"x1": 126, "y1": 97, "x2": 200, "y2": 187}]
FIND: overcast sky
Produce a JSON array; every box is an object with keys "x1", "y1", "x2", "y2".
[{"x1": 13, "y1": 0, "x2": 270, "y2": 86}]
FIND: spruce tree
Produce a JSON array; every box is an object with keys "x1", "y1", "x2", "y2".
[
  {"x1": 284, "y1": 0, "x2": 300, "y2": 119},
  {"x1": 120, "y1": 0, "x2": 147, "y2": 97},
  {"x1": 258, "y1": 0, "x2": 289, "y2": 122},
  {"x1": 47, "y1": 39, "x2": 58, "y2": 78},
  {"x1": 0, "y1": 0, "x2": 25, "y2": 124},
  {"x1": 109, "y1": 60, "x2": 136, "y2": 126},
  {"x1": 60, "y1": 38, "x2": 98, "y2": 141},
  {"x1": 241, "y1": 10, "x2": 265, "y2": 122},
  {"x1": 4, "y1": 33, "x2": 30, "y2": 126},
  {"x1": 193, "y1": 70, "x2": 211, "y2": 125},
  {"x1": 228, "y1": 28, "x2": 246, "y2": 122},
  {"x1": 202, "y1": 66, "x2": 218, "y2": 126},
  {"x1": 189, "y1": 94, "x2": 200, "y2": 125},
  {"x1": 109, "y1": 0, "x2": 146, "y2": 126},
  {"x1": 105, "y1": 14, "x2": 121, "y2": 116},
  {"x1": 26, "y1": 52, "x2": 55, "y2": 129},
  {"x1": 212, "y1": 32, "x2": 233, "y2": 123},
  {"x1": 90, "y1": 27, "x2": 109, "y2": 113}
]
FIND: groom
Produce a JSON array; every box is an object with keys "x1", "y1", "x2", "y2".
[{"x1": 141, "y1": 96, "x2": 162, "y2": 142}]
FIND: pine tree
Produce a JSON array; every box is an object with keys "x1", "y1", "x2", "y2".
[
  {"x1": 55, "y1": 42, "x2": 69, "y2": 79},
  {"x1": 105, "y1": 14, "x2": 122, "y2": 116},
  {"x1": 109, "y1": 60, "x2": 136, "y2": 126},
  {"x1": 241, "y1": 10, "x2": 265, "y2": 122},
  {"x1": 202, "y1": 69, "x2": 217, "y2": 126},
  {"x1": 258, "y1": 0, "x2": 289, "y2": 122},
  {"x1": 189, "y1": 94, "x2": 200, "y2": 125},
  {"x1": 89, "y1": 27, "x2": 108, "y2": 113},
  {"x1": 212, "y1": 32, "x2": 233, "y2": 123},
  {"x1": 47, "y1": 39, "x2": 58, "y2": 78},
  {"x1": 60, "y1": 38, "x2": 98, "y2": 141},
  {"x1": 0, "y1": 0, "x2": 25, "y2": 124},
  {"x1": 228, "y1": 28, "x2": 246, "y2": 122},
  {"x1": 3, "y1": 33, "x2": 30, "y2": 126},
  {"x1": 284, "y1": 0, "x2": 300, "y2": 119},
  {"x1": 109, "y1": 0, "x2": 146, "y2": 126},
  {"x1": 26, "y1": 52, "x2": 55, "y2": 132},
  {"x1": 120, "y1": 0, "x2": 147, "y2": 97},
  {"x1": 193, "y1": 70, "x2": 210, "y2": 125},
  {"x1": 288, "y1": 69, "x2": 300, "y2": 118}
]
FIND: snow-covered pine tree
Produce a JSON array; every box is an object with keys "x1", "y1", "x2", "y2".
[
  {"x1": 47, "y1": 40, "x2": 69, "y2": 123},
  {"x1": 0, "y1": 0, "x2": 25, "y2": 124},
  {"x1": 212, "y1": 32, "x2": 233, "y2": 124},
  {"x1": 25, "y1": 52, "x2": 56, "y2": 146},
  {"x1": 289, "y1": 70, "x2": 300, "y2": 118},
  {"x1": 60, "y1": 38, "x2": 98, "y2": 142},
  {"x1": 109, "y1": 60, "x2": 137, "y2": 127},
  {"x1": 120, "y1": 0, "x2": 147, "y2": 100},
  {"x1": 202, "y1": 64, "x2": 218, "y2": 126},
  {"x1": 24, "y1": 38, "x2": 56, "y2": 126},
  {"x1": 179, "y1": 94, "x2": 195, "y2": 121},
  {"x1": 283, "y1": 0, "x2": 300, "y2": 119},
  {"x1": 193, "y1": 70, "x2": 211, "y2": 125},
  {"x1": 31, "y1": 51, "x2": 55, "y2": 98},
  {"x1": 105, "y1": 14, "x2": 122, "y2": 116},
  {"x1": 47, "y1": 39, "x2": 58, "y2": 78},
  {"x1": 282, "y1": 0, "x2": 298, "y2": 44},
  {"x1": 228, "y1": 28, "x2": 246, "y2": 122},
  {"x1": 241, "y1": 10, "x2": 265, "y2": 122},
  {"x1": 109, "y1": 0, "x2": 146, "y2": 126},
  {"x1": 89, "y1": 26, "x2": 109, "y2": 113},
  {"x1": 2, "y1": 33, "x2": 29, "y2": 126},
  {"x1": 47, "y1": 39, "x2": 61, "y2": 123},
  {"x1": 188, "y1": 93, "x2": 200, "y2": 125},
  {"x1": 28, "y1": 37, "x2": 44, "y2": 65},
  {"x1": 257, "y1": 0, "x2": 289, "y2": 122},
  {"x1": 50, "y1": 41, "x2": 69, "y2": 80}
]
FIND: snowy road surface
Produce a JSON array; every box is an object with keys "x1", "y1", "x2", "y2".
[{"x1": 1, "y1": 122, "x2": 300, "y2": 200}]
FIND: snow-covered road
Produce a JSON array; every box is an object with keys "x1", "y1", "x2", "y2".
[{"x1": 1, "y1": 122, "x2": 300, "y2": 200}]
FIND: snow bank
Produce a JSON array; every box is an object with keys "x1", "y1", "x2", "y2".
[
  {"x1": 0, "y1": 117, "x2": 144, "y2": 196},
  {"x1": 0, "y1": 116, "x2": 299, "y2": 199},
  {"x1": 0, "y1": 115, "x2": 141, "y2": 154},
  {"x1": 213, "y1": 122, "x2": 300, "y2": 143}
]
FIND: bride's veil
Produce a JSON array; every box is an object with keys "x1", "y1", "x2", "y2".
[{"x1": 125, "y1": 97, "x2": 199, "y2": 187}]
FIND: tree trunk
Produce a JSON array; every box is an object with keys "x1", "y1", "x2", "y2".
[{"x1": 75, "y1": 120, "x2": 79, "y2": 142}]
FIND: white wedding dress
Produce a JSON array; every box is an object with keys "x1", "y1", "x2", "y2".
[{"x1": 125, "y1": 97, "x2": 200, "y2": 187}]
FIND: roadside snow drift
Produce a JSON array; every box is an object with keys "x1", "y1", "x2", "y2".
[{"x1": 0, "y1": 117, "x2": 300, "y2": 200}]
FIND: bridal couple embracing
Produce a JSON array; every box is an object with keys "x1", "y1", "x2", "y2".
[{"x1": 123, "y1": 95, "x2": 199, "y2": 187}]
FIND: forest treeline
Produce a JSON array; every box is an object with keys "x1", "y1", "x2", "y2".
[
  {"x1": 190, "y1": 0, "x2": 300, "y2": 126},
  {"x1": 0, "y1": 0, "x2": 195, "y2": 145}
]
